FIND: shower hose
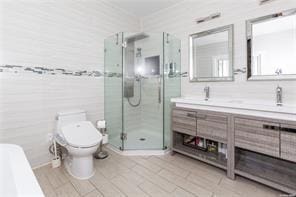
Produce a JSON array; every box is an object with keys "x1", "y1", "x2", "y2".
[{"x1": 127, "y1": 78, "x2": 142, "y2": 107}]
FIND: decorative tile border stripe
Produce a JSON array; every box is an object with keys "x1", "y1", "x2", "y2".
[
  {"x1": 0, "y1": 65, "x2": 189, "y2": 79},
  {"x1": 0, "y1": 65, "x2": 123, "y2": 78}
]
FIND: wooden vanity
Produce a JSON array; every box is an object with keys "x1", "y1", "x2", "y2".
[{"x1": 171, "y1": 100, "x2": 296, "y2": 193}]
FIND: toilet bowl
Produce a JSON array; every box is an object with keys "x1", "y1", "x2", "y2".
[
  {"x1": 55, "y1": 110, "x2": 102, "y2": 180},
  {"x1": 64, "y1": 144, "x2": 99, "y2": 180}
]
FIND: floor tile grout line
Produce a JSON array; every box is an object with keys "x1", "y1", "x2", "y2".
[
  {"x1": 87, "y1": 176, "x2": 103, "y2": 197},
  {"x1": 137, "y1": 181, "x2": 154, "y2": 197},
  {"x1": 44, "y1": 166, "x2": 70, "y2": 191},
  {"x1": 186, "y1": 174, "x2": 224, "y2": 197},
  {"x1": 148, "y1": 156, "x2": 192, "y2": 178},
  {"x1": 88, "y1": 178, "x2": 107, "y2": 197},
  {"x1": 166, "y1": 155, "x2": 225, "y2": 181},
  {"x1": 157, "y1": 168, "x2": 214, "y2": 197},
  {"x1": 155, "y1": 169, "x2": 194, "y2": 195},
  {"x1": 217, "y1": 176, "x2": 223, "y2": 185},
  {"x1": 67, "y1": 179, "x2": 81, "y2": 196},
  {"x1": 105, "y1": 156, "x2": 137, "y2": 170},
  {"x1": 134, "y1": 164, "x2": 182, "y2": 195},
  {"x1": 156, "y1": 154, "x2": 205, "y2": 174},
  {"x1": 34, "y1": 167, "x2": 59, "y2": 197},
  {"x1": 184, "y1": 169, "x2": 222, "y2": 189},
  {"x1": 58, "y1": 166, "x2": 82, "y2": 196},
  {"x1": 130, "y1": 159, "x2": 163, "y2": 174},
  {"x1": 142, "y1": 175, "x2": 177, "y2": 196},
  {"x1": 108, "y1": 175, "x2": 129, "y2": 197},
  {"x1": 81, "y1": 188, "x2": 101, "y2": 197},
  {"x1": 63, "y1": 167, "x2": 89, "y2": 197}
]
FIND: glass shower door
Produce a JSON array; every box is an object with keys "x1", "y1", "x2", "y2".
[
  {"x1": 123, "y1": 32, "x2": 164, "y2": 150},
  {"x1": 104, "y1": 33, "x2": 123, "y2": 150},
  {"x1": 163, "y1": 33, "x2": 181, "y2": 149}
]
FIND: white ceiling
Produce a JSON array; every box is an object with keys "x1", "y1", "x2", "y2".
[{"x1": 108, "y1": 0, "x2": 184, "y2": 18}]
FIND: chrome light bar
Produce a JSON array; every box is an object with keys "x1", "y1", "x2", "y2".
[
  {"x1": 259, "y1": 0, "x2": 276, "y2": 5},
  {"x1": 195, "y1": 12, "x2": 221, "y2": 24}
]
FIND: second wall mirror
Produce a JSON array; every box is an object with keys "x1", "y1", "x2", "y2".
[
  {"x1": 247, "y1": 9, "x2": 296, "y2": 80},
  {"x1": 189, "y1": 25, "x2": 234, "y2": 82}
]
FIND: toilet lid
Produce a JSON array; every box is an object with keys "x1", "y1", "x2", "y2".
[{"x1": 61, "y1": 121, "x2": 102, "y2": 148}]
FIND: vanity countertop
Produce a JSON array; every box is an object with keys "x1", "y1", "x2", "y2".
[{"x1": 171, "y1": 97, "x2": 296, "y2": 122}]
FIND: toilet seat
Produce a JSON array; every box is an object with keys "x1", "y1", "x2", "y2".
[{"x1": 61, "y1": 121, "x2": 102, "y2": 148}]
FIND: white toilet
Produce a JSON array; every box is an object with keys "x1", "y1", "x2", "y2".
[{"x1": 55, "y1": 110, "x2": 102, "y2": 180}]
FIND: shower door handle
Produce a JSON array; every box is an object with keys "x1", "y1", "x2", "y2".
[{"x1": 158, "y1": 77, "x2": 161, "y2": 104}]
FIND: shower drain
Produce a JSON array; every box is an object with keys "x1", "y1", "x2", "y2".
[{"x1": 139, "y1": 138, "x2": 146, "y2": 141}]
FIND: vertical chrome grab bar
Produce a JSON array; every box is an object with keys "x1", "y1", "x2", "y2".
[{"x1": 158, "y1": 76, "x2": 161, "y2": 104}]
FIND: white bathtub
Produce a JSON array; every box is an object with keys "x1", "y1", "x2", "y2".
[{"x1": 0, "y1": 144, "x2": 44, "y2": 197}]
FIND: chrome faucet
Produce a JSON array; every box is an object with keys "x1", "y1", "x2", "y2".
[
  {"x1": 204, "y1": 86, "x2": 210, "y2": 101},
  {"x1": 276, "y1": 85, "x2": 283, "y2": 106}
]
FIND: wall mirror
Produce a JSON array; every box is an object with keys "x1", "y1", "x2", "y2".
[
  {"x1": 189, "y1": 25, "x2": 234, "y2": 82},
  {"x1": 247, "y1": 9, "x2": 296, "y2": 80}
]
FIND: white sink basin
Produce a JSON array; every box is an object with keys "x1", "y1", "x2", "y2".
[{"x1": 171, "y1": 97, "x2": 296, "y2": 116}]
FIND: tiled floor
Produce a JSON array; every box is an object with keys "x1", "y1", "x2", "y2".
[{"x1": 34, "y1": 149, "x2": 282, "y2": 197}]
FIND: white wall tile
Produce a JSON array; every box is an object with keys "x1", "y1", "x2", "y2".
[
  {"x1": 1, "y1": 0, "x2": 296, "y2": 167},
  {"x1": 141, "y1": 0, "x2": 296, "y2": 105},
  {"x1": 0, "y1": 0, "x2": 140, "y2": 167}
]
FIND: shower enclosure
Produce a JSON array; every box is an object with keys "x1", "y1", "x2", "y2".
[{"x1": 104, "y1": 32, "x2": 181, "y2": 151}]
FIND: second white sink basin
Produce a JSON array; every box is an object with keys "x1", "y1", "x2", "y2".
[{"x1": 171, "y1": 97, "x2": 296, "y2": 116}]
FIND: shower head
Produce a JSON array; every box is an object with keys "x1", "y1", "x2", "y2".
[{"x1": 125, "y1": 33, "x2": 149, "y2": 43}]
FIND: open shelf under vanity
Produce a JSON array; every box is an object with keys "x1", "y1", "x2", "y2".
[
  {"x1": 235, "y1": 147, "x2": 296, "y2": 193},
  {"x1": 172, "y1": 131, "x2": 227, "y2": 170}
]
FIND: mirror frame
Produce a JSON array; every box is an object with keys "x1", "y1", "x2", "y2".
[
  {"x1": 246, "y1": 8, "x2": 296, "y2": 81},
  {"x1": 189, "y1": 24, "x2": 234, "y2": 82}
]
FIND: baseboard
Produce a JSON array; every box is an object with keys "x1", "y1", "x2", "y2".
[{"x1": 32, "y1": 161, "x2": 51, "y2": 170}]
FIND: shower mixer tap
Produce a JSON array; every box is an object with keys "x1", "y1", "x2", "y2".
[
  {"x1": 276, "y1": 85, "x2": 283, "y2": 106},
  {"x1": 204, "y1": 86, "x2": 210, "y2": 101}
]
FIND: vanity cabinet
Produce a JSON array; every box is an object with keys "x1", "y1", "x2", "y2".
[
  {"x1": 234, "y1": 118, "x2": 296, "y2": 193},
  {"x1": 171, "y1": 104, "x2": 296, "y2": 194},
  {"x1": 234, "y1": 118, "x2": 280, "y2": 158},
  {"x1": 280, "y1": 124, "x2": 296, "y2": 163},
  {"x1": 172, "y1": 108, "x2": 228, "y2": 143},
  {"x1": 172, "y1": 109, "x2": 196, "y2": 136},
  {"x1": 171, "y1": 108, "x2": 228, "y2": 170},
  {"x1": 196, "y1": 113, "x2": 228, "y2": 143}
]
